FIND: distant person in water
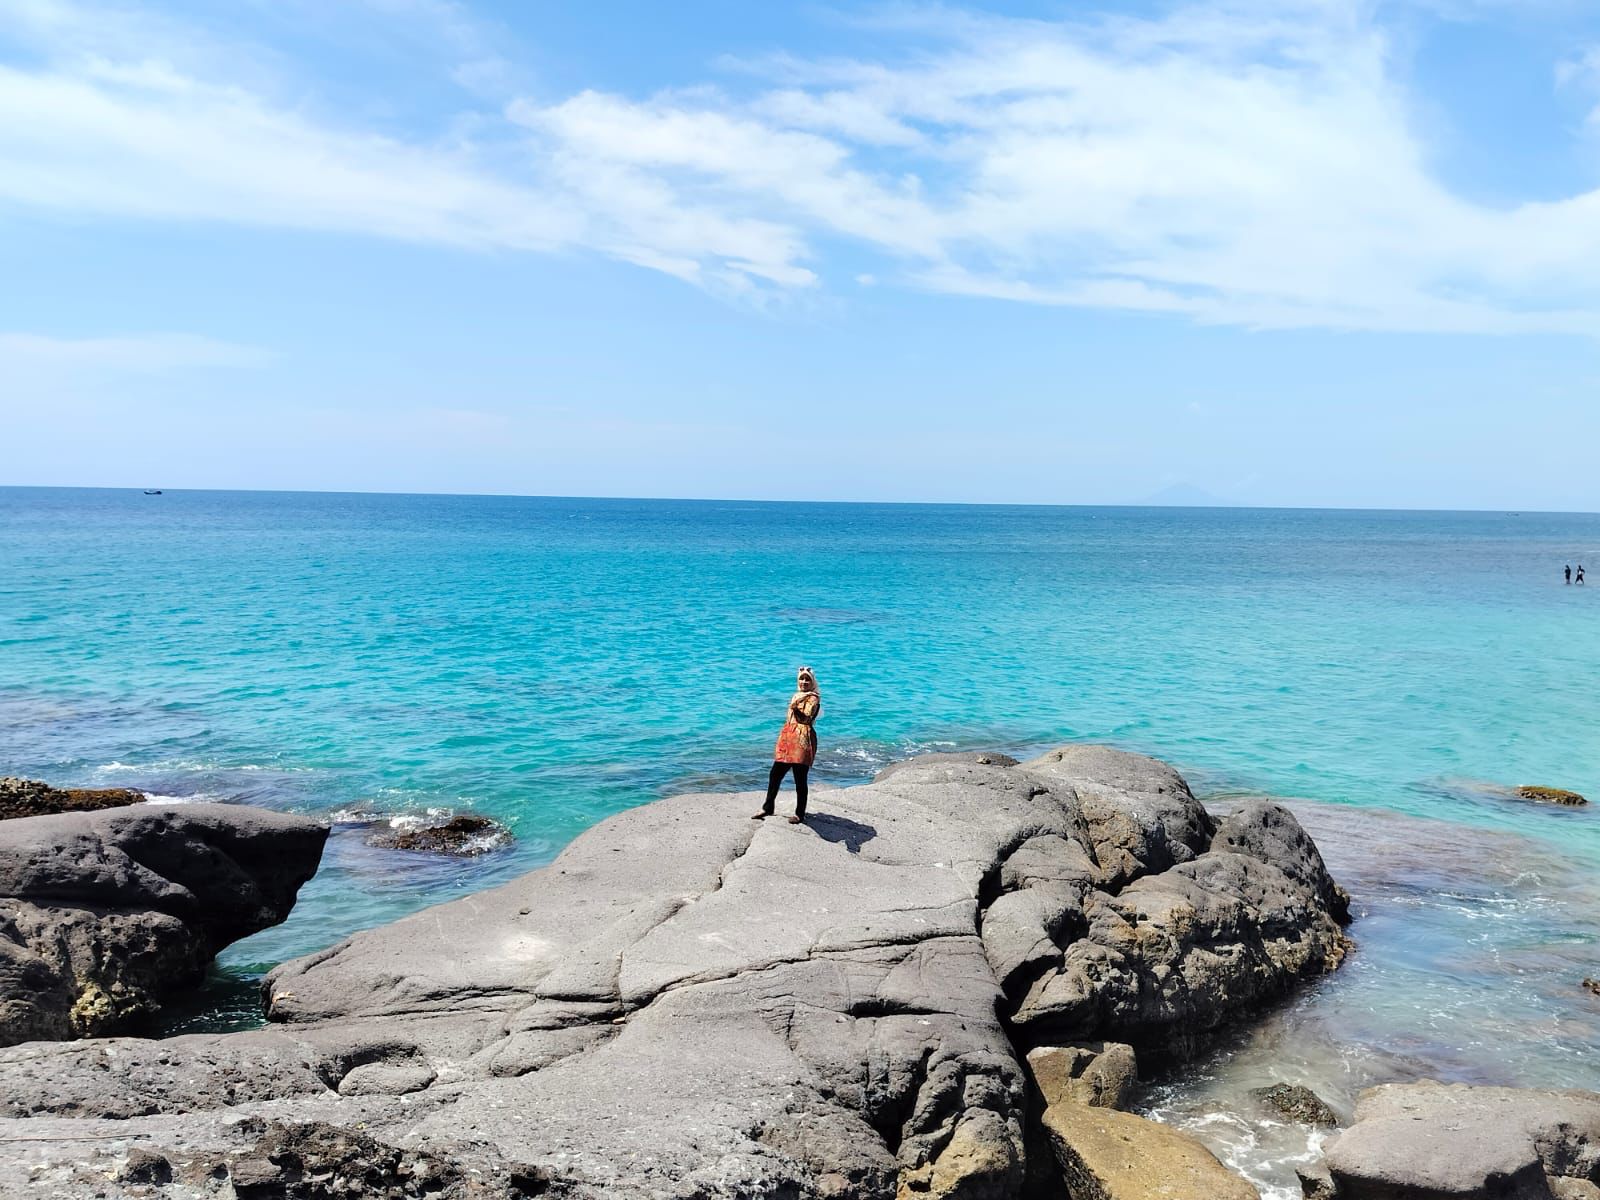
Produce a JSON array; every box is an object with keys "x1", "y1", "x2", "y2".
[
  {"x1": 1579, "y1": 565, "x2": 1587, "y2": 586},
  {"x1": 753, "y1": 666, "x2": 821, "y2": 824},
  {"x1": 1566, "y1": 563, "x2": 1573, "y2": 585}
]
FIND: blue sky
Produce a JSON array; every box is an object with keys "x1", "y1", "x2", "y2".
[{"x1": 4, "y1": 0, "x2": 1600, "y2": 508}]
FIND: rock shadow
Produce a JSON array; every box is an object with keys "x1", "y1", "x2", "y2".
[{"x1": 806, "y1": 812, "x2": 877, "y2": 853}]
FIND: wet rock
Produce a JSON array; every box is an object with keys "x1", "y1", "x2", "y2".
[
  {"x1": 0, "y1": 803, "x2": 326, "y2": 1044},
  {"x1": 366, "y1": 813, "x2": 510, "y2": 855},
  {"x1": 0, "y1": 746, "x2": 1347, "y2": 1199},
  {"x1": 1253, "y1": 1083, "x2": 1339, "y2": 1126},
  {"x1": 1040, "y1": 1099, "x2": 1260, "y2": 1199},
  {"x1": 1028, "y1": 1042, "x2": 1139, "y2": 1110},
  {"x1": 1516, "y1": 786, "x2": 1587, "y2": 806},
  {"x1": 1324, "y1": 1081, "x2": 1600, "y2": 1199},
  {"x1": 1584, "y1": 977, "x2": 1600, "y2": 997},
  {"x1": 0, "y1": 777, "x2": 145, "y2": 821}
]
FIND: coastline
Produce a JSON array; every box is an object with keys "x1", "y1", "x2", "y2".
[{"x1": 2, "y1": 745, "x2": 1356, "y2": 1198}]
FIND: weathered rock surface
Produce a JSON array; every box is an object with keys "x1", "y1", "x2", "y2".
[
  {"x1": 1002, "y1": 759, "x2": 1351, "y2": 1054},
  {"x1": 1324, "y1": 1081, "x2": 1600, "y2": 1199},
  {"x1": 1039, "y1": 1100, "x2": 1260, "y2": 1200},
  {"x1": 0, "y1": 747, "x2": 1348, "y2": 1199},
  {"x1": 1027, "y1": 1043, "x2": 1139, "y2": 1111},
  {"x1": 1026, "y1": 1039, "x2": 1258, "y2": 1199},
  {"x1": 0, "y1": 802, "x2": 326, "y2": 1044},
  {"x1": 873, "y1": 751, "x2": 1022, "y2": 781},
  {"x1": 0, "y1": 776, "x2": 146, "y2": 821}
]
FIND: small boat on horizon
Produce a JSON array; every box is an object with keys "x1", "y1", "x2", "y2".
[{"x1": 143, "y1": 489, "x2": 163, "y2": 495}]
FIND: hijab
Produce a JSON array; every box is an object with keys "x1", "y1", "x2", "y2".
[{"x1": 792, "y1": 667, "x2": 821, "y2": 716}]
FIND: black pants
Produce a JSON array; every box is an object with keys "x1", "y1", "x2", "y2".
[{"x1": 763, "y1": 761, "x2": 809, "y2": 816}]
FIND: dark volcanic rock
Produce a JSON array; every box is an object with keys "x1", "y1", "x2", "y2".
[
  {"x1": 0, "y1": 746, "x2": 1347, "y2": 1199},
  {"x1": 0, "y1": 803, "x2": 326, "y2": 1044},
  {"x1": 1215, "y1": 800, "x2": 1352, "y2": 925},
  {"x1": 1253, "y1": 1082, "x2": 1339, "y2": 1126},
  {"x1": 227, "y1": 1120, "x2": 490, "y2": 1199},
  {"x1": 367, "y1": 813, "x2": 511, "y2": 855},
  {"x1": 1516, "y1": 785, "x2": 1588, "y2": 806},
  {"x1": 0, "y1": 777, "x2": 146, "y2": 821},
  {"x1": 1323, "y1": 1081, "x2": 1600, "y2": 1199}
]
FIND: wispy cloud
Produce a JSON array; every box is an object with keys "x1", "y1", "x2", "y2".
[{"x1": 5, "y1": 0, "x2": 1600, "y2": 333}]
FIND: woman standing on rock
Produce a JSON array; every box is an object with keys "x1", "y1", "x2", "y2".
[{"x1": 754, "y1": 667, "x2": 821, "y2": 824}]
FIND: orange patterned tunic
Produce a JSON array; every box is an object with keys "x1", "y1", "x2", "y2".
[{"x1": 774, "y1": 691, "x2": 821, "y2": 765}]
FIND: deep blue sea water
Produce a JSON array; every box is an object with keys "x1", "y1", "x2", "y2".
[{"x1": 4, "y1": 488, "x2": 1599, "y2": 1194}]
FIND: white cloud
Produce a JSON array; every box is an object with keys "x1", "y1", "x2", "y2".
[
  {"x1": 0, "y1": 64, "x2": 579, "y2": 251},
  {"x1": 5, "y1": 0, "x2": 1600, "y2": 333}
]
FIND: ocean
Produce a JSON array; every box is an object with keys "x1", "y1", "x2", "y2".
[{"x1": 4, "y1": 488, "x2": 1599, "y2": 1195}]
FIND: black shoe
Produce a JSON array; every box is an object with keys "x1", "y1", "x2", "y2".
[{"x1": 751, "y1": 811, "x2": 770, "y2": 820}]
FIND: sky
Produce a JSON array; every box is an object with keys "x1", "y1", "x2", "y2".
[{"x1": 4, "y1": 0, "x2": 1600, "y2": 509}]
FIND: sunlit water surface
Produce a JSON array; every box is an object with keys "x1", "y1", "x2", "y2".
[{"x1": 4, "y1": 489, "x2": 1599, "y2": 1190}]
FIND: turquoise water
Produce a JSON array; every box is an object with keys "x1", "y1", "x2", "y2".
[{"x1": 4, "y1": 489, "x2": 1599, "y2": 1133}]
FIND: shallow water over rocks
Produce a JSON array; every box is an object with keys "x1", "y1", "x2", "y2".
[{"x1": 1142, "y1": 799, "x2": 1600, "y2": 1199}]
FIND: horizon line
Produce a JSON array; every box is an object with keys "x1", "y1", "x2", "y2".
[{"x1": 2, "y1": 483, "x2": 1595, "y2": 519}]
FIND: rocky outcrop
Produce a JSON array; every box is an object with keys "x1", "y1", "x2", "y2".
[
  {"x1": 0, "y1": 802, "x2": 327, "y2": 1044},
  {"x1": 1516, "y1": 785, "x2": 1588, "y2": 807},
  {"x1": 1025, "y1": 1040, "x2": 1259, "y2": 1199},
  {"x1": 0, "y1": 776, "x2": 146, "y2": 821},
  {"x1": 1027, "y1": 1043, "x2": 1139, "y2": 1111},
  {"x1": 0, "y1": 747, "x2": 1348, "y2": 1199},
  {"x1": 1252, "y1": 1083, "x2": 1338, "y2": 1126},
  {"x1": 1323, "y1": 1082, "x2": 1600, "y2": 1199},
  {"x1": 1039, "y1": 1101, "x2": 1260, "y2": 1200},
  {"x1": 367, "y1": 813, "x2": 512, "y2": 855},
  {"x1": 999, "y1": 756, "x2": 1350, "y2": 1056}
]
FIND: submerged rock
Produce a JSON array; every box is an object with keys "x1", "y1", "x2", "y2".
[
  {"x1": 1253, "y1": 1083, "x2": 1339, "y2": 1126},
  {"x1": 0, "y1": 745, "x2": 1348, "y2": 1199},
  {"x1": 366, "y1": 813, "x2": 511, "y2": 855},
  {"x1": 0, "y1": 802, "x2": 326, "y2": 1044},
  {"x1": 0, "y1": 776, "x2": 145, "y2": 821},
  {"x1": 1324, "y1": 1081, "x2": 1600, "y2": 1199},
  {"x1": 1516, "y1": 785, "x2": 1588, "y2": 806}
]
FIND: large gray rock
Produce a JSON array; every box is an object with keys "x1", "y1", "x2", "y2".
[
  {"x1": 1324, "y1": 1081, "x2": 1600, "y2": 1199},
  {"x1": 0, "y1": 747, "x2": 1348, "y2": 1199},
  {"x1": 1022, "y1": 745, "x2": 1215, "y2": 887},
  {"x1": 1000, "y1": 792, "x2": 1350, "y2": 1051},
  {"x1": 0, "y1": 802, "x2": 326, "y2": 1044},
  {"x1": 1213, "y1": 800, "x2": 1351, "y2": 925}
]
